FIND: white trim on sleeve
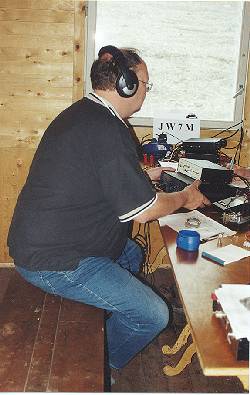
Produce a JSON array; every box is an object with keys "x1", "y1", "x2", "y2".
[{"x1": 118, "y1": 195, "x2": 158, "y2": 223}]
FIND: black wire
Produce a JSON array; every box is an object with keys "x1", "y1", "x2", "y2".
[
  {"x1": 133, "y1": 222, "x2": 151, "y2": 277},
  {"x1": 219, "y1": 128, "x2": 242, "y2": 150},
  {"x1": 219, "y1": 152, "x2": 231, "y2": 160},
  {"x1": 140, "y1": 134, "x2": 151, "y2": 144},
  {"x1": 220, "y1": 126, "x2": 244, "y2": 164},
  {"x1": 144, "y1": 222, "x2": 152, "y2": 277},
  {"x1": 212, "y1": 120, "x2": 243, "y2": 138},
  {"x1": 133, "y1": 221, "x2": 160, "y2": 285},
  {"x1": 168, "y1": 143, "x2": 183, "y2": 161},
  {"x1": 233, "y1": 173, "x2": 250, "y2": 189},
  {"x1": 234, "y1": 127, "x2": 244, "y2": 165},
  {"x1": 224, "y1": 145, "x2": 241, "y2": 150},
  {"x1": 221, "y1": 129, "x2": 240, "y2": 140},
  {"x1": 141, "y1": 138, "x2": 154, "y2": 146},
  {"x1": 237, "y1": 135, "x2": 243, "y2": 164}
]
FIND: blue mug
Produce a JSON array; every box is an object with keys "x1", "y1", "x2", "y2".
[{"x1": 176, "y1": 229, "x2": 201, "y2": 252}]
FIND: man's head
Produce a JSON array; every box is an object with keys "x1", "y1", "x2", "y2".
[{"x1": 90, "y1": 45, "x2": 150, "y2": 119}]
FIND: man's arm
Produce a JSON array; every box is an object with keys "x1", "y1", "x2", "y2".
[{"x1": 134, "y1": 180, "x2": 210, "y2": 223}]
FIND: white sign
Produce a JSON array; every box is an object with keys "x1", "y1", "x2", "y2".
[{"x1": 153, "y1": 112, "x2": 200, "y2": 144}]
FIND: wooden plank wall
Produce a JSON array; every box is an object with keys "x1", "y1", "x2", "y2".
[{"x1": 0, "y1": 0, "x2": 85, "y2": 263}]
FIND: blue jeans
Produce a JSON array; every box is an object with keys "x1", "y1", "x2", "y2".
[{"x1": 15, "y1": 239, "x2": 169, "y2": 369}]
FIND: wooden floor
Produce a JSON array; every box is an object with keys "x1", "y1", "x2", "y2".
[
  {"x1": 110, "y1": 268, "x2": 246, "y2": 393},
  {"x1": 0, "y1": 268, "x2": 104, "y2": 392},
  {"x1": 0, "y1": 267, "x2": 246, "y2": 393}
]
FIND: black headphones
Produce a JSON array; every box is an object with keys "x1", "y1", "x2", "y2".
[{"x1": 98, "y1": 45, "x2": 139, "y2": 98}]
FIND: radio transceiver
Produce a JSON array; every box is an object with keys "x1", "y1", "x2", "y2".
[{"x1": 160, "y1": 158, "x2": 246, "y2": 203}]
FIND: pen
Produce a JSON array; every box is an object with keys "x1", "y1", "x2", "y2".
[
  {"x1": 201, "y1": 251, "x2": 225, "y2": 265},
  {"x1": 201, "y1": 232, "x2": 224, "y2": 243}
]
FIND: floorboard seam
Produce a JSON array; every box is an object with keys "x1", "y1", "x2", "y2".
[
  {"x1": 23, "y1": 291, "x2": 46, "y2": 391},
  {"x1": 46, "y1": 295, "x2": 62, "y2": 392}
]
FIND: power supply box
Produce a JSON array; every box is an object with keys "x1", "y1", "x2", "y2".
[
  {"x1": 177, "y1": 158, "x2": 233, "y2": 184},
  {"x1": 182, "y1": 138, "x2": 227, "y2": 163},
  {"x1": 182, "y1": 138, "x2": 227, "y2": 153}
]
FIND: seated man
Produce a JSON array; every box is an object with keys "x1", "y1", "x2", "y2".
[{"x1": 7, "y1": 45, "x2": 209, "y2": 370}]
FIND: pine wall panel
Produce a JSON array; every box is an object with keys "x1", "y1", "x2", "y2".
[{"x1": 0, "y1": 0, "x2": 85, "y2": 263}]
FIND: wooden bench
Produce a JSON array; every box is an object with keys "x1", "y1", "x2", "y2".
[{"x1": 0, "y1": 268, "x2": 104, "y2": 392}]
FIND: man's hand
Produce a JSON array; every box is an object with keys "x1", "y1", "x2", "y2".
[
  {"x1": 146, "y1": 166, "x2": 176, "y2": 181},
  {"x1": 182, "y1": 180, "x2": 210, "y2": 210},
  {"x1": 233, "y1": 165, "x2": 250, "y2": 181}
]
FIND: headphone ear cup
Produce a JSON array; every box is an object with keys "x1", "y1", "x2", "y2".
[
  {"x1": 98, "y1": 45, "x2": 140, "y2": 98},
  {"x1": 116, "y1": 70, "x2": 139, "y2": 98}
]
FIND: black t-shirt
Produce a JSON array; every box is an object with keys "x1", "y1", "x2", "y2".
[{"x1": 7, "y1": 97, "x2": 156, "y2": 271}]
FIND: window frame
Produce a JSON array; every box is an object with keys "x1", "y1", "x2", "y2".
[{"x1": 84, "y1": 1, "x2": 250, "y2": 129}]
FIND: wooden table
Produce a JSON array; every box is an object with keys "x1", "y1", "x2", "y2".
[{"x1": 160, "y1": 214, "x2": 249, "y2": 389}]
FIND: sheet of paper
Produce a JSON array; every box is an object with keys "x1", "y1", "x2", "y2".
[
  {"x1": 202, "y1": 244, "x2": 250, "y2": 265},
  {"x1": 215, "y1": 284, "x2": 250, "y2": 340},
  {"x1": 158, "y1": 209, "x2": 235, "y2": 240},
  {"x1": 158, "y1": 161, "x2": 178, "y2": 171}
]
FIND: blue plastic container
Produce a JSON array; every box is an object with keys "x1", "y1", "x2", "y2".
[{"x1": 176, "y1": 229, "x2": 201, "y2": 251}]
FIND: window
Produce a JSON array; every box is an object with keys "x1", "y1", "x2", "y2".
[{"x1": 85, "y1": 1, "x2": 250, "y2": 129}]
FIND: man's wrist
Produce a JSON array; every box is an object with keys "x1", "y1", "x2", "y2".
[
  {"x1": 144, "y1": 170, "x2": 153, "y2": 183},
  {"x1": 179, "y1": 189, "x2": 188, "y2": 207}
]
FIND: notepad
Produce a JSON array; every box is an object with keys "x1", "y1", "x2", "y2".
[
  {"x1": 159, "y1": 210, "x2": 236, "y2": 240},
  {"x1": 215, "y1": 284, "x2": 250, "y2": 340},
  {"x1": 202, "y1": 244, "x2": 250, "y2": 265}
]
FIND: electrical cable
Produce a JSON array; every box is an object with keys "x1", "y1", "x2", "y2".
[
  {"x1": 133, "y1": 222, "x2": 151, "y2": 277},
  {"x1": 233, "y1": 173, "x2": 250, "y2": 189},
  {"x1": 217, "y1": 126, "x2": 244, "y2": 167},
  {"x1": 232, "y1": 127, "x2": 244, "y2": 165},
  {"x1": 220, "y1": 128, "x2": 240, "y2": 141},
  {"x1": 133, "y1": 221, "x2": 170, "y2": 286},
  {"x1": 211, "y1": 120, "x2": 243, "y2": 138},
  {"x1": 140, "y1": 134, "x2": 151, "y2": 144},
  {"x1": 167, "y1": 142, "x2": 183, "y2": 161},
  {"x1": 224, "y1": 145, "x2": 242, "y2": 150},
  {"x1": 219, "y1": 151, "x2": 231, "y2": 161}
]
